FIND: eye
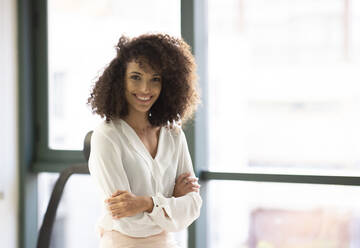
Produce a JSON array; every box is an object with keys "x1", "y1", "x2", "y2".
[
  {"x1": 130, "y1": 75, "x2": 141, "y2": 80},
  {"x1": 152, "y1": 77, "x2": 161, "y2": 82}
]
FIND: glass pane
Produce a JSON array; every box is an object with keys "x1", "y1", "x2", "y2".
[
  {"x1": 48, "y1": 0, "x2": 181, "y2": 150},
  {"x1": 208, "y1": 0, "x2": 360, "y2": 175},
  {"x1": 208, "y1": 180, "x2": 360, "y2": 248},
  {"x1": 38, "y1": 173, "x2": 187, "y2": 247},
  {"x1": 38, "y1": 173, "x2": 102, "y2": 247}
]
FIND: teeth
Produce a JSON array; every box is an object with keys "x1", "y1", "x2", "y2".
[{"x1": 136, "y1": 95, "x2": 150, "y2": 101}]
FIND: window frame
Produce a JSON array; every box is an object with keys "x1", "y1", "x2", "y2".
[{"x1": 32, "y1": 0, "x2": 87, "y2": 173}]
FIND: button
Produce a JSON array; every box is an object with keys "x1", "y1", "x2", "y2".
[{"x1": 156, "y1": 204, "x2": 159, "y2": 207}]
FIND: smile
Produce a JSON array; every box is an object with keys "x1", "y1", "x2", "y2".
[{"x1": 134, "y1": 94, "x2": 152, "y2": 102}]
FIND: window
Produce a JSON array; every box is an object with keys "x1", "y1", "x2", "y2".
[
  {"x1": 21, "y1": 0, "x2": 360, "y2": 247},
  {"x1": 208, "y1": 0, "x2": 360, "y2": 175},
  {"x1": 208, "y1": 181, "x2": 360, "y2": 247},
  {"x1": 37, "y1": 173, "x2": 188, "y2": 247},
  {"x1": 39, "y1": 0, "x2": 183, "y2": 246},
  {"x1": 20, "y1": 0, "x2": 191, "y2": 248},
  {"x1": 207, "y1": 0, "x2": 360, "y2": 247},
  {"x1": 47, "y1": 0, "x2": 180, "y2": 150}
]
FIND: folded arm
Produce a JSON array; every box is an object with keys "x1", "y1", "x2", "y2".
[
  {"x1": 145, "y1": 130, "x2": 203, "y2": 232},
  {"x1": 89, "y1": 128, "x2": 202, "y2": 233},
  {"x1": 88, "y1": 130, "x2": 157, "y2": 227}
]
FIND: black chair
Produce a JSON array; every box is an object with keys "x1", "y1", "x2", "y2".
[{"x1": 37, "y1": 131, "x2": 93, "y2": 248}]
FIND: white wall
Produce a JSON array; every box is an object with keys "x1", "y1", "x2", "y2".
[{"x1": 0, "y1": 0, "x2": 18, "y2": 247}]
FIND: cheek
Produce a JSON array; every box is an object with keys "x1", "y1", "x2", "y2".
[
  {"x1": 124, "y1": 85, "x2": 135, "y2": 102},
  {"x1": 125, "y1": 81, "x2": 135, "y2": 92},
  {"x1": 154, "y1": 84, "x2": 162, "y2": 95}
]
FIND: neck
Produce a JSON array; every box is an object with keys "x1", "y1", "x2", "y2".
[{"x1": 123, "y1": 109, "x2": 152, "y2": 131}]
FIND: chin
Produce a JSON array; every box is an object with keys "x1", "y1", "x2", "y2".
[{"x1": 134, "y1": 106, "x2": 152, "y2": 114}]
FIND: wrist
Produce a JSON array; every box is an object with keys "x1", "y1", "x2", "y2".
[{"x1": 142, "y1": 196, "x2": 154, "y2": 213}]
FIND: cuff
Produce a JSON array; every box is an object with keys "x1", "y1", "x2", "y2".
[{"x1": 147, "y1": 193, "x2": 172, "y2": 219}]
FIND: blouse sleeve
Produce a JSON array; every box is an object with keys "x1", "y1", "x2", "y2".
[
  {"x1": 145, "y1": 129, "x2": 203, "y2": 232},
  {"x1": 89, "y1": 129, "x2": 131, "y2": 196},
  {"x1": 88, "y1": 129, "x2": 158, "y2": 235}
]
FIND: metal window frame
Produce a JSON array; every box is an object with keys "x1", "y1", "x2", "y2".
[
  {"x1": 32, "y1": 0, "x2": 87, "y2": 172},
  {"x1": 18, "y1": 0, "x2": 38, "y2": 247},
  {"x1": 181, "y1": 1, "x2": 209, "y2": 247}
]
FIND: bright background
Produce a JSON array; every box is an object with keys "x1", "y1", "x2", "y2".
[{"x1": 34, "y1": 0, "x2": 360, "y2": 247}]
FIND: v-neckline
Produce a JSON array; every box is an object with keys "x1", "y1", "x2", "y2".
[{"x1": 120, "y1": 119, "x2": 163, "y2": 161}]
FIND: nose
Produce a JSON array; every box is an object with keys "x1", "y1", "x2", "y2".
[{"x1": 140, "y1": 80, "x2": 151, "y2": 93}]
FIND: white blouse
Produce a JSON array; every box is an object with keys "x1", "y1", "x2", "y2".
[{"x1": 88, "y1": 118, "x2": 202, "y2": 237}]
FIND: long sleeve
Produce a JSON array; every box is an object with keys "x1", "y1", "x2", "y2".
[
  {"x1": 88, "y1": 128, "x2": 161, "y2": 237},
  {"x1": 145, "y1": 129, "x2": 203, "y2": 232},
  {"x1": 89, "y1": 129, "x2": 131, "y2": 196}
]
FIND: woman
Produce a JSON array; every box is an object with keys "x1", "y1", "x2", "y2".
[{"x1": 87, "y1": 33, "x2": 202, "y2": 248}]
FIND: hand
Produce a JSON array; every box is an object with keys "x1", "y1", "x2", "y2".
[
  {"x1": 172, "y1": 172, "x2": 201, "y2": 198},
  {"x1": 105, "y1": 190, "x2": 151, "y2": 219}
]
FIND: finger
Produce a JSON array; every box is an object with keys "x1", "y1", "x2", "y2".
[
  {"x1": 191, "y1": 182, "x2": 201, "y2": 187},
  {"x1": 108, "y1": 204, "x2": 123, "y2": 211},
  {"x1": 105, "y1": 191, "x2": 127, "y2": 203},
  {"x1": 186, "y1": 178, "x2": 198, "y2": 183},
  {"x1": 182, "y1": 179, "x2": 198, "y2": 185},
  {"x1": 112, "y1": 212, "x2": 123, "y2": 219},
  {"x1": 176, "y1": 172, "x2": 191, "y2": 183},
  {"x1": 107, "y1": 197, "x2": 124, "y2": 205},
  {"x1": 182, "y1": 186, "x2": 199, "y2": 195},
  {"x1": 110, "y1": 204, "x2": 126, "y2": 213},
  {"x1": 178, "y1": 172, "x2": 191, "y2": 183},
  {"x1": 183, "y1": 174, "x2": 195, "y2": 183},
  {"x1": 114, "y1": 214, "x2": 125, "y2": 219},
  {"x1": 184, "y1": 183, "x2": 200, "y2": 191},
  {"x1": 186, "y1": 183, "x2": 200, "y2": 190},
  {"x1": 191, "y1": 184, "x2": 200, "y2": 188},
  {"x1": 189, "y1": 185, "x2": 199, "y2": 191},
  {"x1": 111, "y1": 190, "x2": 127, "y2": 197},
  {"x1": 111, "y1": 209, "x2": 124, "y2": 216}
]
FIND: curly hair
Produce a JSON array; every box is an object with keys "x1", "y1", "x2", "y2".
[{"x1": 87, "y1": 33, "x2": 200, "y2": 127}]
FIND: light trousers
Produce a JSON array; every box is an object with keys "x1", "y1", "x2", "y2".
[{"x1": 99, "y1": 230, "x2": 181, "y2": 248}]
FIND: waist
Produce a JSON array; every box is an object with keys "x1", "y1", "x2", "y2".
[
  {"x1": 101, "y1": 230, "x2": 179, "y2": 247},
  {"x1": 98, "y1": 212, "x2": 164, "y2": 237}
]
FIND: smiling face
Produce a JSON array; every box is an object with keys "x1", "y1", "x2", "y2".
[{"x1": 124, "y1": 60, "x2": 162, "y2": 116}]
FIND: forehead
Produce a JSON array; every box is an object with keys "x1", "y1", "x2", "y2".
[{"x1": 126, "y1": 59, "x2": 159, "y2": 75}]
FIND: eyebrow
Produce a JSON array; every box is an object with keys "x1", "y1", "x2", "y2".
[{"x1": 130, "y1": 71, "x2": 160, "y2": 76}]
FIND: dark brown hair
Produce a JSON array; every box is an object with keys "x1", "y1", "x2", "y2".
[{"x1": 88, "y1": 33, "x2": 200, "y2": 127}]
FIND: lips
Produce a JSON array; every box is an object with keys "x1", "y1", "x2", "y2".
[{"x1": 134, "y1": 94, "x2": 152, "y2": 103}]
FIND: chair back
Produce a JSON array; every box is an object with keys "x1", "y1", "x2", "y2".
[
  {"x1": 37, "y1": 130, "x2": 93, "y2": 248},
  {"x1": 83, "y1": 130, "x2": 93, "y2": 162}
]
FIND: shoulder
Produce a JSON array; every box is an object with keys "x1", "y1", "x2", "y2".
[
  {"x1": 163, "y1": 124, "x2": 187, "y2": 146},
  {"x1": 91, "y1": 120, "x2": 120, "y2": 147}
]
